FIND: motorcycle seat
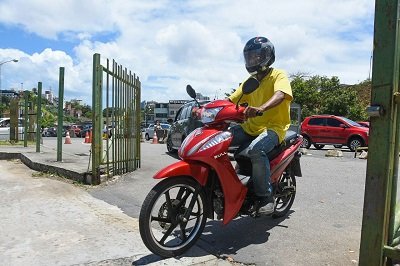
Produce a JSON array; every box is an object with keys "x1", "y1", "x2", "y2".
[{"x1": 234, "y1": 130, "x2": 299, "y2": 160}]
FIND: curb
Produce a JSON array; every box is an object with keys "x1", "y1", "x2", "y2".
[{"x1": 0, "y1": 151, "x2": 88, "y2": 184}]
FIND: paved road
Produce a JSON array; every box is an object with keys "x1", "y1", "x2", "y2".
[{"x1": 89, "y1": 142, "x2": 366, "y2": 265}]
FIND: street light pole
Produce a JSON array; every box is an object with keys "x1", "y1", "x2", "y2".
[{"x1": 0, "y1": 59, "x2": 19, "y2": 90}]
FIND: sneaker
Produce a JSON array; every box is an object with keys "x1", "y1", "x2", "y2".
[{"x1": 257, "y1": 198, "x2": 275, "y2": 215}]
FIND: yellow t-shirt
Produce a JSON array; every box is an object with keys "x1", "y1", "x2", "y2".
[{"x1": 229, "y1": 68, "x2": 293, "y2": 143}]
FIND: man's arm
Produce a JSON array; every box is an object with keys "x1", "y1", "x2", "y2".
[{"x1": 244, "y1": 90, "x2": 286, "y2": 118}]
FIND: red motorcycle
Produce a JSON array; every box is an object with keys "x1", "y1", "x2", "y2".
[{"x1": 139, "y1": 78, "x2": 303, "y2": 258}]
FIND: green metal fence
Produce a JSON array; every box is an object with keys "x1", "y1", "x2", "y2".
[
  {"x1": 5, "y1": 85, "x2": 42, "y2": 148},
  {"x1": 359, "y1": 0, "x2": 400, "y2": 265},
  {"x1": 91, "y1": 53, "x2": 141, "y2": 184}
]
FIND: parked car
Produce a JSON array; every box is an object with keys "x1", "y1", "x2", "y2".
[
  {"x1": 42, "y1": 127, "x2": 57, "y2": 137},
  {"x1": 42, "y1": 126, "x2": 69, "y2": 137},
  {"x1": 300, "y1": 115, "x2": 369, "y2": 151},
  {"x1": 80, "y1": 124, "x2": 93, "y2": 138},
  {"x1": 0, "y1": 117, "x2": 24, "y2": 141},
  {"x1": 166, "y1": 100, "x2": 210, "y2": 153},
  {"x1": 357, "y1": 121, "x2": 370, "y2": 128},
  {"x1": 144, "y1": 123, "x2": 171, "y2": 141},
  {"x1": 68, "y1": 124, "x2": 83, "y2": 137}
]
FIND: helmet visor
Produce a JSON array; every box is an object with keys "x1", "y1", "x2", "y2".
[{"x1": 244, "y1": 49, "x2": 266, "y2": 68}]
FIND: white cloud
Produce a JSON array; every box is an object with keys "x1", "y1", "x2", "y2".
[
  {"x1": 0, "y1": 48, "x2": 91, "y2": 103},
  {"x1": 0, "y1": 0, "x2": 375, "y2": 103}
]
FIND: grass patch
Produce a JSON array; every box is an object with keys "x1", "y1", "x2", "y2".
[
  {"x1": 31, "y1": 171, "x2": 46, "y2": 177},
  {"x1": 0, "y1": 140, "x2": 35, "y2": 146},
  {"x1": 31, "y1": 169, "x2": 92, "y2": 189}
]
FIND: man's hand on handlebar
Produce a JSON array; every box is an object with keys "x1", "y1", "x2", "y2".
[{"x1": 244, "y1": 106, "x2": 263, "y2": 118}]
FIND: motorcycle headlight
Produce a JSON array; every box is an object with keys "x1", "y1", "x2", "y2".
[
  {"x1": 201, "y1": 107, "x2": 223, "y2": 124},
  {"x1": 198, "y1": 131, "x2": 232, "y2": 152}
]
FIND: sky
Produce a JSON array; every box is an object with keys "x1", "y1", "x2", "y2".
[{"x1": 0, "y1": 0, "x2": 374, "y2": 105}]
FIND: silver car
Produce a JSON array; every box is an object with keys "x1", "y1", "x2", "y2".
[
  {"x1": 166, "y1": 100, "x2": 209, "y2": 153},
  {"x1": 144, "y1": 123, "x2": 171, "y2": 141},
  {"x1": 0, "y1": 118, "x2": 24, "y2": 141}
]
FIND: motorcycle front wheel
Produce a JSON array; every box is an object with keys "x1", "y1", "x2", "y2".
[
  {"x1": 273, "y1": 173, "x2": 296, "y2": 218},
  {"x1": 139, "y1": 176, "x2": 208, "y2": 258}
]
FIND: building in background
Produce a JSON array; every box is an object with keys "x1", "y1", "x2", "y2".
[
  {"x1": 44, "y1": 90, "x2": 54, "y2": 104},
  {"x1": 195, "y1": 93, "x2": 210, "y2": 101},
  {"x1": 154, "y1": 102, "x2": 169, "y2": 123},
  {"x1": 143, "y1": 93, "x2": 210, "y2": 126},
  {"x1": 144, "y1": 101, "x2": 156, "y2": 126},
  {"x1": 168, "y1": 100, "x2": 189, "y2": 122},
  {"x1": 0, "y1": 89, "x2": 19, "y2": 98}
]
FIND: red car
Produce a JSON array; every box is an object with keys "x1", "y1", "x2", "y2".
[
  {"x1": 69, "y1": 124, "x2": 83, "y2": 137},
  {"x1": 300, "y1": 115, "x2": 369, "y2": 151},
  {"x1": 357, "y1": 121, "x2": 370, "y2": 128}
]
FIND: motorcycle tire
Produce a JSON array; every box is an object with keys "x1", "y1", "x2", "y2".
[
  {"x1": 139, "y1": 176, "x2": 208, "y2": 258},
  {"x1": 273, "y1": 173, "x2": 296, "y2": 218}
]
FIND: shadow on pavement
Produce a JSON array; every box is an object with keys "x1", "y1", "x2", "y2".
[
  {"x1": 131, "y1": 254, "x2": 163, "y2": 265},
  {"x1": 130, "y1": 212, "x2": 293, "y2": 265},
  {"x1": 131, "y1": 243, "x2": 212, "y2": 265},
  {"x1": 197, "y1": 211, "x2": 294, "y2": 257}
]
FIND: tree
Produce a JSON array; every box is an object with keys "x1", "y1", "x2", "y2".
[
  {"x1": 290, "y1": 73, "x2": 326, "y2": 118},
  {"x1": 290, "y1": 74, "x2": 368, "y2": 121},
  {"x1": 0, "y1": 102, "x2": 7, "y2": 116},
  {"x1": 41, "y1": 109, "x2": 57, "y2": 128},
  {"x1": 81, "y1": 104, "x2": 92, "y2": 118}
]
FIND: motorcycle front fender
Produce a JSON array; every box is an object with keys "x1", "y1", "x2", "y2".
[{"x1": 153, "y1": 160, "x2": 209, "y2": 186}]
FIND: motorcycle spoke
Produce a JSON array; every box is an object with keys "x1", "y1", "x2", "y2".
[
  {"x1": 179, "y1": 222, "x2": 188, "y2": 241},
  {"x1": 175, "y1": 189, "x2": 191, "y2": 209},
  {"x1": 176, "y1": 187, "x2": 185, "y2": 200},
  {"x1": 151, "y1": 216, "x2": 171, "y2": 223},
  {"x1": 184, "y1": 189, "x2": 199, "y2": 219},
  {"x1": 159, "y1": 222, "x2": 178, "y2": 245},
  {"x1": 277, "y1": 197, "x2": 286, "y2": 205},
  {"x1": 190, "y1": 210, "x2": 200, "y2": 216},
  {"x1": 165, "y1": 191, "x2": 173, "y2": 211},
  {"x1": 188, "y1": 214, "x2": 202, "y2": 221}
]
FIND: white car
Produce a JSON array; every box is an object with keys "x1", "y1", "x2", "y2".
[
  {"x1": 0, "y1": 118, "x2": 24, "y2": 141},
  {"x1": 144, "y1": 123, "x2": 170, "y2": 141}
]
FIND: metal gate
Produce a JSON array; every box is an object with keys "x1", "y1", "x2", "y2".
[
  {"x1": 359, "y1": 0, "x2": 400, "y2": 265},
  {"x1": 91, "y1": 53, "x2": 141, "y2": 184}
]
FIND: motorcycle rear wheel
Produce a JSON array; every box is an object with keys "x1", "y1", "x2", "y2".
[
  {"x1": 139, "y1": 176, "x2": 207, "y2": 258},
  {"x1": 273, "y1": 173, "x2": 296, "y2": 218}
]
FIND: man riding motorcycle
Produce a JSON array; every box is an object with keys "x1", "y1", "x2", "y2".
[{"x1": 228, "y1": 36, "x2": 293, "y2": 215}]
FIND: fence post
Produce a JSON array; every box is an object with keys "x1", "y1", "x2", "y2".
[
  {"x1": 23, "y1": 90, "x2": 29, "y2": 147},
  {"x1": 91, "y1": 54, "x2": 102, "y2": 185},
  {"x1": 9, "y1": 99, "x2": 18, "y2": 142},
  {"x1": 57, "y1": 67, "x2": 65, "y2": 161},
  {"x1": 36, "y1": 82, "x2": 42, "y2": 152},
  {"x1": 359, "y1": 0, "x2": 400, "y2": 264}
]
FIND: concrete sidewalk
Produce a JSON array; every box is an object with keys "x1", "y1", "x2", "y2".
[
  {"x1": 0, "y1": 159, "x2": 229, "y2": 266},
  {"x1": 0, "y1": 139, "x2": 94, "y2": 184}
]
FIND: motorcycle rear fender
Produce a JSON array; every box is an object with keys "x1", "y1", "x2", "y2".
[
  {"x1": 291, "y1": 153, "x2": 302, "y2": 177},
  {"x1": 153, "y1": 160, "x2": 209, "y2": 186}
]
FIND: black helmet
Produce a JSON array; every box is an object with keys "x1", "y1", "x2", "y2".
[{"x1": 243, "y1": 36, "x2": 275, "y2": 75}]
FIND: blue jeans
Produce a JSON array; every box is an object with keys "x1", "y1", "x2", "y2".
[{"x1": 230, "y1": 125, "x2": 279, "y2": 199}]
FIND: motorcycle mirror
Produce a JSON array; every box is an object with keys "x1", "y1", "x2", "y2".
[
  {"x1": 242, "y1": 77, "x2": 260, "y2": 94},
  {"x1": 186, "y1": 84, "x2": 201, "y2": 107},
  {"x1": 186, "y1": 85, "x2": 197, "y2": 99}
]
